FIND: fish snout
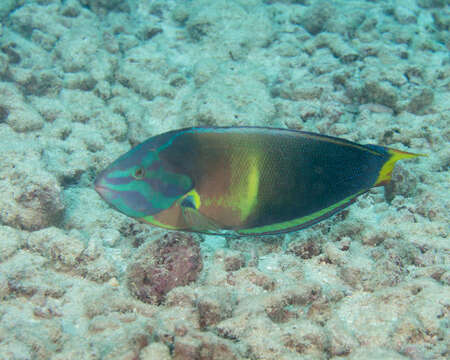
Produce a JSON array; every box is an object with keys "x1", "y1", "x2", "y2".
[{"x1": 94, "y1": 171, "x2": 109, "y2": 198}]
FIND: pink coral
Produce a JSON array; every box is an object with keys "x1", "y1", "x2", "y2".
[{"x1": 127, "y1": 232, "x2": 202, "y2": 305}]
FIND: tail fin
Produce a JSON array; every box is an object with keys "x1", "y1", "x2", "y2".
[{"x1": 374, "y1": 147, "x2": 427, "y2": 186}]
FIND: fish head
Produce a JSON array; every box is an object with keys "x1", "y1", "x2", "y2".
[{"x1": 95, "y1": 141, "x2": 193, "y2": 219}]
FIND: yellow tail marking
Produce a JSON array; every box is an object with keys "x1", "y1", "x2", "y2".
[{"x1": 375, "y1": 148, "x2": 427, "y2": 186}]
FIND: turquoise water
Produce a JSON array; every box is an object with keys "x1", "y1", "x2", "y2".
[{"x1": 0, "y1": 1, "x2": 448, "y2": 359}]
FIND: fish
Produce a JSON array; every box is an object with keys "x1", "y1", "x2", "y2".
[{"x1": 95, "y1": 127, "x2": 425, "y2": 236}]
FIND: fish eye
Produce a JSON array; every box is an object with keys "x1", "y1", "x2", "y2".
[{"x1": 133, "y1": 167, "x2": 146, "y2": 179}]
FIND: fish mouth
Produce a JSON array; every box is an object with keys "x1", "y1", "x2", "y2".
[
  {"x1": 94, "y1": 175, "x2": 109, "y2": 199},
  {"x1": 94, "y1": 184, "x2": 106, "y2": 194},
  {"x1": 94, "y1": 184, "x2": 109, "y2": 200},
  {"x1": 94, "y1": 175, "x2": 121, "y2": 204},
  {"x1": 95, "y1": 183, "x2": 120, "y2": 207}
]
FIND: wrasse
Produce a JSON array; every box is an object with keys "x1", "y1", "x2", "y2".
[{"x1": 95, "y1": 127, "x2": 424, "y2": 236}]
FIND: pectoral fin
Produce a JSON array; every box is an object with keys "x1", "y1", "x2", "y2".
[
  {"x1": 180, "y1": 192, "x2": 223, "y2": 234},
  {"x1": 182, "y1": 206, "x2": 224, "y2": 233}
]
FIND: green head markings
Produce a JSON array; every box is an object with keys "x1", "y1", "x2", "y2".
[{"x1": 95, "y1": 136, "x2": 193, "y2": 218}]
